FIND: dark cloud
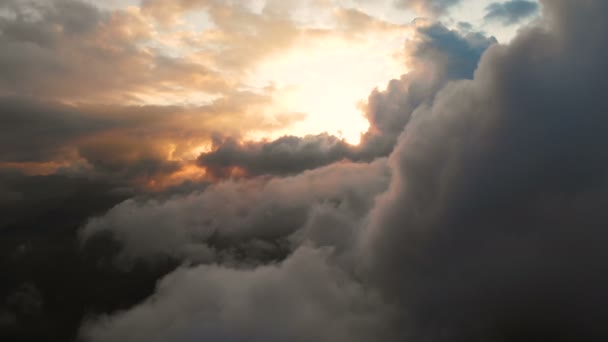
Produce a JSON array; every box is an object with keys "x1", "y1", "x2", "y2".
[
  {"x1": 0, "y1": 171, "x2": 177, "y2": 342},
  {"x1": 362, "y1": 0, "x2": 608, "y2": 340},
  {"x1": 485, "y1": 0, "x2": 539, "y2": 25},
  {"x1": 198, "y1": 133, "x2": 353, "y2": 178},
  {"x1": 0, "y1": 97, "x2": 112, "y2": 163}
]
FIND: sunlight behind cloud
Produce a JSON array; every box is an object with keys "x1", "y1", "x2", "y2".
[{"x1": 250, "y1": 32, "x2": 409, "y2": 145}]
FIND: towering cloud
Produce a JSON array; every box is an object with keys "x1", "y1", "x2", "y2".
[
  {"x1": 362, "y1": 0, "x2": 608, "y2": 340},
  {"x1": 358, "y1": 21, "x2": 496, "y2": 160}
]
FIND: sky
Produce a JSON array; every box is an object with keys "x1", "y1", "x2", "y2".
[{"x1": 5, "y1": 0, "x2": 608, "y2": 341}]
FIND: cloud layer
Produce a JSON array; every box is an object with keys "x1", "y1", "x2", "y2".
[
  {"x1": 79, "y1": 1, "x2": 608, "y2": 341},
  {"x1": 3, "y1": 0, "x2": 608, "y2": 341}
]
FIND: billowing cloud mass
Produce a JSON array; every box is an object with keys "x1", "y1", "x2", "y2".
[
  {"x1": 81, "y1": 158, "x2": 390, "y2": 265},
  {"x1": 3, "y1": 0, "x2": 608, "y2": 341},
  {"x1": 361, "y1": 0, "x2": 608, "y2": 340},
  {"x1": 80, "y1": 247, "x2": 393, "y2": 342},
  {"x1": 484, "y1": 0, "x2": 539, "y2": 25}
]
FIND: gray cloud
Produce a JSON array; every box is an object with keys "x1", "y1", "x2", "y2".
[
  {"x1": 33, "y1": 0, "x2": 608, "y2": 341},
  {"x1": 358, "y1": 22, "x2": 496, "y2": 159},
  {"x1": 80, "y1": 158, "x2": 390, "y2": 266},
  {"x1": 361, "y1": 0, "x2": 608, "y2": 340},
  {"x1": 0, "y1": 97, "x2": 112, "y2": 163},
  {"x1": 198, "y1": 133, "x2": 353, "y2": 178},
  {"x1": 0, "y1": 92, "x2": 299, "y2": 187},
  {"x1": 80, "y1": 246, "x2": 393, "y2": 342},
  {"x1": 78, "y1": 16, "x2": 506, "y2": 342},
  {"x1": 81, "y1": 0, "x2": 608, "y2": 340},
  {"x1": 485, "y1": 0, "x2": 539, "y2": 25}
]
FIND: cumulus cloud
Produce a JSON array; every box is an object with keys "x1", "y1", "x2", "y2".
[
  {"x1": 80, "y1": 247, "x2": 393, "y2": 342},
  {"x1": 80, "y1": 158, "x2": 390, "y2": 266},
  {"x1": 361, "y1": 0, "x2": 608, "y2": 340},
  {"x1": 485, "y1": 0, "x2": 539, "y2": 25},
  {"x1": 79, "y1": 0, "x2": 608, "y2": 341},
  {"x1": 358, "y1": 21, "x2": 496, "y2": 159},
  {"x1": 198, "y1": 133, "x2": 353, "y2": 178}
]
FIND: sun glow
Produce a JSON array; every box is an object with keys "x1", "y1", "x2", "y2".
[{"x1": 249, "y1": 32, "x2": 408, "y2": 145}]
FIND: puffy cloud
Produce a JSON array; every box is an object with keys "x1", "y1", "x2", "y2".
[
  {"x1": 198, "y1": 133, "x2": 353, "y2": 178},
  {"x1": 0, "y1": 92, "x2": 301, "y2": 188},
  {"x1": 80, "y1": 158, "x2": 390, "y2": 266},
  {"x1": 80, "y1": 246, "x2": 392, "y2": 342},
  {"x1": 361, "y1": 0, "x2": 608, "y2": 340},
  {"x1": 77, "y1": 19, "x2": 504, "y2": 342},
  {"x1": 7, "y1": 0, "x2": 608, "y2": 341},
  {"x1": 485, "y1": 0, "x2": 539, "y2": 25},
  {"x1": 359, "y1": 21, "x2": 496, "y2": 159}
]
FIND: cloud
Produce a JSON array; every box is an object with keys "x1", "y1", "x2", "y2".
[
  {"x1": 0, "y1": 92, "x2": 301, "y2": 188},
  {"x1": 195, "y1": 23, "x2": 496, "y2": 178},
  {"x1": 80, "y1": 246, "x2": 393, "y2": 342},
  {"x1": 394, "y1": 0, "x2": 461, "y2": 16},
  {"x1": 76, "y1": 20, "x2": 499, "y2": 342},
  {"x1": 80, "y1": 158, "x2": 390, "y2": 266},
  {"x1": 198, "y1": 133, "x2": 354, "y2": 178},
  {"x1": 0, "y1": 170, "x2": 160, "y2": 342},
  {"x1": 485, "y1": 0, "x2": 539, "y2": 25},
  {"x1": 0, "y1": 0, "x2": 230, "y2": 103},
  {"x1": 361, "y1": 0, "x2": 608, "y2": 340},
  {"x1": 83, "y1": 0, "x2": 608, "y2": 340},
  {"x1": 359, "y1": 21, "x2": 496, "y2": 159},
  {"x1": 6, "y1": 0, "x2": 608, "y2": 341}
]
